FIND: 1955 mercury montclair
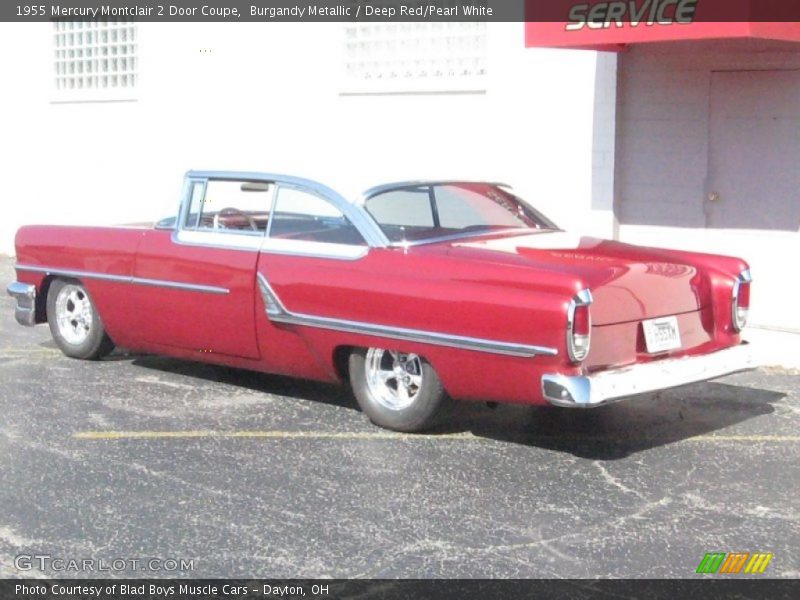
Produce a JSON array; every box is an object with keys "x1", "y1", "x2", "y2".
[{"x1": 7, "y1": 171, "x2": 755, "y2": 431}]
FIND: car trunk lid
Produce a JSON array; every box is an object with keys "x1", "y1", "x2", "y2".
[{"x1": 446, "y1": 231, "x2": 703, "y2": 326}]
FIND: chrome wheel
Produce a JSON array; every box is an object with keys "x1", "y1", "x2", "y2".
[
  {"x1": 350, "y1": 347, "x2": 450, "y2": 432},
  {"x1": 54, "y1": 284, "x2": 93, "y2": 345},
  {"x1": 364, "y1": 348, "x2": 424, "y2": 411}
]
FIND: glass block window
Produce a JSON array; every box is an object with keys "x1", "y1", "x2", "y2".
[
  {"x1": 53, "y1": 21, "x2": 137, "y2": 99},
  {"x1": 343, "y1": 22, "x2": 487, "y2": 94}
]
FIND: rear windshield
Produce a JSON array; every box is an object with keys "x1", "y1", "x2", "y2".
[{"x1": 364, "y1": 183, "x2": 558, "y2": 244}]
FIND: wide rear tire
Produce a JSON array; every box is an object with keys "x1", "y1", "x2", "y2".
[
  {"x1": 47, "y1": 279, "x2": 115, "y2": 360},
  {"x1": 348, "y1": 347, "x2": 452, "y2": 432}
]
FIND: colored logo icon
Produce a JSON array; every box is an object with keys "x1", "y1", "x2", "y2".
[{"x1": 696, "y1": 552, "x2": 773, "y2": 574}]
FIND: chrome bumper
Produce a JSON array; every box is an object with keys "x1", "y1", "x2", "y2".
[
  {"x1": 542, "y1": 343, "x2": 757, "y2": 408},
  {"x1": 6, "y1": 282, "x2": 37, "y2": 327}
]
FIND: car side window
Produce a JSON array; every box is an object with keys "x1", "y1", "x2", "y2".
[
  {"x1": 269, "y1": 187, "x2": 366, "y2": 246},
  {"x1": 366, "y1": 188, "x2": 434, "y2": 228},
  {"x1": 183, "y1": 180, "x2": 272, "y2": 235},
  {"x1": 434, "y1": 185, "x2": 530, "y2": 229},
  {"x1": 184, "y1": 182, "x2": 206, "y2": 229}
]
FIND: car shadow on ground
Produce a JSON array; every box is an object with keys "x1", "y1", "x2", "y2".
[
  {"x1": 126, "y1": 353, "x2": 358, "y2": 408},
  {"x1": 439, "y1": 383, "x2": 783, "y2": 459},
  {"x1": 120, "y1": 352, "x2": 783, "y2": 460}
]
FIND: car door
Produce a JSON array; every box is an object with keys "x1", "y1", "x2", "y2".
[
  {"x1": 254, "y1": 183, "x2": 374, "y2": 365},
  {"x1": 132, "y1": 175, "x2": 272, "y2": 359}
]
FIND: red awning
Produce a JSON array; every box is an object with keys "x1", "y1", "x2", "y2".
[{"x1": 525, "y1": 1, "x2": 800, "y2": 51}]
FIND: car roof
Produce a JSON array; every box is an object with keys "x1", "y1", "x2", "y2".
[
  {"x1": 360, "y1": 180, "x2": 511, "y2": 202},
  {"x1": 185, "y1": 170, "x2": 509, "y2": 204}
]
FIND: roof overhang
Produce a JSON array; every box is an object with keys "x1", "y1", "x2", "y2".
[{"x1": 525, "y1": 1, "x2": 800, "y2": 51}]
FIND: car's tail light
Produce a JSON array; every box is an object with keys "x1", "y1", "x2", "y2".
[
  {"x1": 567, "y1": 290, "x2": 593, "y2": 363},
  {"x1": 732, "y1": 269, "x2": 752, "y2": 332}
]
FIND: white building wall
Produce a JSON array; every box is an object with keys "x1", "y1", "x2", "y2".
[
  {"x1": 588, "y1": 51, "x2": 618, "y2": 239},
  {"x1": 0, "y1": 22, "x2": 604, "y2": 255}
]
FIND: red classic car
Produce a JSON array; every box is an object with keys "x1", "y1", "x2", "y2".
[{"x1": 7, "y1": 171, "x2": 755, "y2": 431}]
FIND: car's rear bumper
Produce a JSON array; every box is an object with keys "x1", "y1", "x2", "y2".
[
  {"x1": 542, "y1": 342, "x2": 756, "y2": 407},
  {"x1": 7, "y1": 282, "x2": 36, "y2": 327}
]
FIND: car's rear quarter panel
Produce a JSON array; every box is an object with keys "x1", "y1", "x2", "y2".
[{"x1": 258, "y1": 247, "x2": 582, "y2": 404}]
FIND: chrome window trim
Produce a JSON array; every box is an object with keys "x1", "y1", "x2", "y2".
[
  {"x1": 172, "y1": 177, "x2": 267, "y2": 252},
  {"x1": 179, "y1": 177, "x2": 207, "y2": 231},
  {"x1": 358, "y1": 180, "x2": 560, "y2": 248},
  {"x1": 174, "y1": 229, "x2": 265, "y2": 252},
  {"x1": 359, "y1": 180, "x2": 512, "y2": 204},
  {"x1": 171, "y1": 173, "x2": 559, "y2": 252},
  {"x1": 182, "y1": 171, "x2": 390, "y2": 249},
  {"x1": 171, "y1": 232, "x2": 370, "y2": 261},
  {"x1": 256, "y1": 273, "x2": 557, "y2": 358},
  {"x1": 261, "y1": 182, "x2": 370, "y2": 261},
  {"x1": 14, "y1": 264, "x2": 230, "y2": 295},
  {"x1": 260, "y1": 238, "x2": 369, "y2": 261}
]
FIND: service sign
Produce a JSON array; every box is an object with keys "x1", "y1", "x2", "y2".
[{"x1": 525, "y1": 0, "x2": 800, "y2": 50}]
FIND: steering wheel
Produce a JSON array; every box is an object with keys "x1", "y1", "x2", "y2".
[{"x1": 213, "y1": 207, "x2": 259, "y2": 231}]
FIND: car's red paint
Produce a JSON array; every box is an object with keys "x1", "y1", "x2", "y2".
[
  {"x1": 133, "y1": 229, "x2": 261, "y2": 358},
  {"x1": 12, "y1": 192, "x2": 749, "y2": 407},
  {"x1": 9, "y1": 175, "x2": 748, "y2": 404}
]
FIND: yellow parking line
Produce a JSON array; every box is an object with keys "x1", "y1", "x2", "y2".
[
  {"x1": 691, "y1": 434, "x2": 800, "y2": 442},
  {"x1": 73, "y1": 430, "x2": 475, "y2": 441},
  {"x1": 72, "y1": 431, "x2": 800, "y2": 442}
]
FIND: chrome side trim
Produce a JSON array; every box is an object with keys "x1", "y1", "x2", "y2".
[
  {"x1": 256, "y1": 272, "x2": 557, "y2": 358},
  {"x1": 257, "y1": 274, "x2": 283, "y2": 317},
  {"x1": 7, "y1": 282, "x2": 37, "y2": 326},
  {"x1": 260, "y1": 238, "x2": 369, "y2": 261},
  {"x1": 173, "y1": 229, "x2": 265, "y2": 253},
  {"x1": 128, "y1": 277, "x2": 229, "y2": 295},
  {"x1": 15, "y1": 265, "x2": 129, "y2": 283},
  {"x1": 14, "y1": 265, "x2": 229, "y2": 295},
  {"x1": 542, "y1": 342, "x2": 756, "y2": 407}
]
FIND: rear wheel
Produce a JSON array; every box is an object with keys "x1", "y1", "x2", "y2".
[
  {"x1": 47, "y1": 279, "x2": 115, "y2": 360},
  {"x1": 348, "y1": 347, "x2": 452, "y2": 432}
]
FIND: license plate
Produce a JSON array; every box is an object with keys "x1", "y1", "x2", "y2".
[{"x1": 642, "y1": 316, "x2": 682, "y2": 354}]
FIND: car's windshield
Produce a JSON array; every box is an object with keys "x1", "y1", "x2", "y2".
[{"x1": 364, "y1": 183, "x2": 558, "y2": 244}]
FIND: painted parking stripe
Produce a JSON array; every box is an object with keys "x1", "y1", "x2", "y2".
[
  {"x1": 73, "y1": 430, "x2": 475, "y2": 440},
  {"x1": 72, "y1": 431, "x2": 800, "y2": 442}
]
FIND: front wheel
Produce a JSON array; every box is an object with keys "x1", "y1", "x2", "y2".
[
  {"x1": 47, "y1": 279, "x2": 115, "y2": 360},
  {"x1": 348, "y1": 347, "x2": 452, "y2": 432}
]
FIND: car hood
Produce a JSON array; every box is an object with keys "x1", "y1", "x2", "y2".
[{"x1": 445, "y1": 231, "x2": 704, "y2": 325}]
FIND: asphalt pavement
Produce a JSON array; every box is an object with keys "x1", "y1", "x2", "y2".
[{"x1": 0, "y1": 258, "x2": 798, "y2": 578}]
